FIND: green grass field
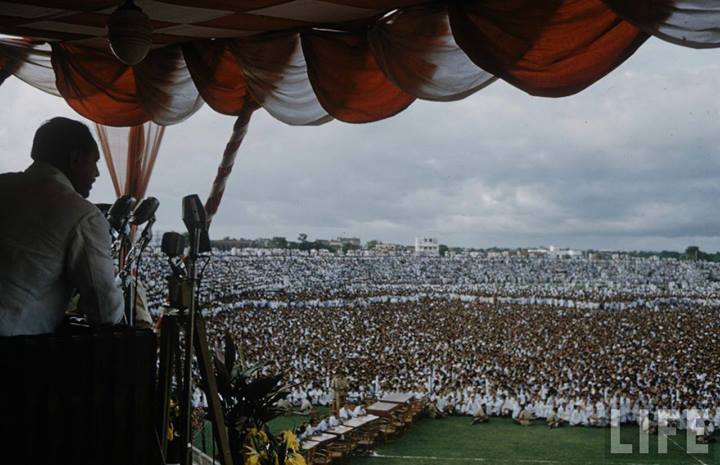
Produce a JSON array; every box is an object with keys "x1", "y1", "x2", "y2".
[
  {"x1": 198, "y1": 415, "x2": 719, "y2": 465},
  {"x1": 352, "y1": 417, "x2": 718, "y2": 465}
]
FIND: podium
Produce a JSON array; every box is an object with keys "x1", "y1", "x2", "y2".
[{"x1": 0, "y1": 328, "x2": 156, "y2": 465}]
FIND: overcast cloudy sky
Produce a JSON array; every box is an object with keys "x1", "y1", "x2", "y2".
[{"x1": 0, "y1": 37, "x2": 718, "y2": 251}]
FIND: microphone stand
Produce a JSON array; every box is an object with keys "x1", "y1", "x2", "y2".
[
  {"x1": 156, "y1": 205, "x2": 232, "y2": 465},
  {"x1": 130, "y1": 216, "x2": 156, "y2": 324},
  {"x1": 181, "y1": 225, "x2": 201, "y2": 465},
  {"x1": 118, "y1": 221, "x2": 134, "y2": 326},
  {"x1": 118, "y1": 220, "x2": 150, "y2": 327}
]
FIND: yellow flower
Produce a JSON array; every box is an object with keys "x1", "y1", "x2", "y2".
[
  {"x1": 286, "y1": 452, "x2": 307, "y2": 465},
  {"x1": 281, "y1": 431, "x2": 300, "y2": 452},
  {"x1": 167, "y1": 423, "x2": 175, "y2": 441},
  {"x1": 246, "y1": 427, "x2": 269, "y2": 446},
  {"x1": 258, "y1": 429, "x2": 268, "y2": 443},
  {"x1": 244, "y1": 445, "x2": 261, "y2": 465}
]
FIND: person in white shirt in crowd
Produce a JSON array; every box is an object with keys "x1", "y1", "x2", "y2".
[
  {"x1": 298, "y1": 397, "x2": 312, "y2": 415},
  {"x1": 472, "y1": 403, "x2": 489, "y2": 424},
  {"x1": 302, "y1": 422, "x2": 315, "y2": 439},
  {"x1": 351, "y1": 404, "x2": 366, "y2": 418},
  {"x1": 641, "y1": 412, "x2": 657, "y2": 435},
  {"x1": 338, "y1": 404, "x2": 352, "y2": 421},
  {"x1": 314, "y1": 417, "x2": 329, "y2": 433}
]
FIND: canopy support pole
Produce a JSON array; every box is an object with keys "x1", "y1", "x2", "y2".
[{"x1": 205, "y1": 104, "x2": 257, "y2": 221}]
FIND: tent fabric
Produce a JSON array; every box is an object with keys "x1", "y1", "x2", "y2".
[
  {"x1": 368, "y1": 5, "x2": 496, "y2": 102},
  {"x1": 229, "y1": 34, "x2": 332, "y2": 126},
  {"x1": 182, "y1": 40, "x2": 254, "y2": 116},
  {"x1": 448, "y1": 0, "x2": 649, "y2": 97},
  {"x1": 301, "y1": 30, "x2": 416, "y2": 123},
  {"x1": 1, "y1": 0, "x2": 719, "y2": 217},
  {"x1": 602, "y1": 0, "x2": 720, "y2": 48},
  {"x1": 183, "y1": 34, "x2": 330, "y2": 125},
  {"x1": 0, "y1": 1, "x2": 428, "y2": 47},
  {"x1": 0, "y1": 38, "x2": 58, "y2": 96},
  {"x1": 95, "y1": 121, "x2": 165, "y2": 200},
  {"x1": 1, "y1": 1, "x2": 718, "y2": 127},
  {"x1": 52, "y1": 43, "x2": 203, "y2": 126},
  {"x1": 2, "y1": 1, "x2": 716, "y2": 50}
]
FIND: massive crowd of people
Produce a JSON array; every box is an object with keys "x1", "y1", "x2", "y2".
[{"x1": 140, "y1": 250, "x2": 720, "y2": 430}]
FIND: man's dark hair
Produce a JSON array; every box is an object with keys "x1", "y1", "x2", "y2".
[{"x1": 31, "y1": 117, "x2": 97, "y2": 166}]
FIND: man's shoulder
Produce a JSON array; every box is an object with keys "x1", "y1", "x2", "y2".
[
  {"x1": 0, "y1": 171, "x2": 24, "y2": 186},
  {"x1": 0, "y1": 169, "x2": 101, "y2": 225},
  {"x1": 71, "y1": 199, "x2": 110, "y2": 233},
  {"x1": 69, "y1": 194, "x2": 103, "y2": 216}
]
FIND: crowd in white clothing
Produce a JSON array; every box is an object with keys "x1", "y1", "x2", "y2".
[
  {"x1": 201, "y1": 300, "x2": 720, "y2": 431},
  {"x1": 138, "y1": 250, "x2": 720, "y2": 431},
  {"x1": 139, "y1": 250, "x2": 720, "y2": 313}
]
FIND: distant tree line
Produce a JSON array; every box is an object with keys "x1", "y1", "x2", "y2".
[
  {"x1": 626, "y1": 246, "x2": 720, "y2": 262},
  {"x1": 212, "y1": 234, "x2": 361, "y2": 254},
  {"x1": 211, "y1": 237, "x2": 719, "y2": 262}
]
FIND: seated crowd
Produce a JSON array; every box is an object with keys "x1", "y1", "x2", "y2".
[{"x1": 142, "y1": 251, "x2": 720, "y2": 439}]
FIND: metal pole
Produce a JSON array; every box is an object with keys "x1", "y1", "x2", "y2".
[
  {"x1": 195, "y1": 315, "x2": 233, "y2": 465},
  {"x1": 156, "y1": 314, "x2": 179, "y2": 460},
  {"x1": 181, "y1": 226, "x2": 201, "y2": 465}
]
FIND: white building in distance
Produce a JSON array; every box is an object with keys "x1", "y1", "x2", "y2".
[
  {"x1": 415, "y1": 237, "x2": 439, "y2": 255},
  {"x1": 527, "y1": 245, "x2": 583, "y2": 258}
]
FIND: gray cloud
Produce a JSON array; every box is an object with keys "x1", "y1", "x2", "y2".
[{"x1": 0, "y1": 38, "x2": 718, "y2": 251}]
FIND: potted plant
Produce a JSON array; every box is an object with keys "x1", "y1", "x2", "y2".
[{"x1": 212, "y1": 333, "x2": 306, "y2": 465}]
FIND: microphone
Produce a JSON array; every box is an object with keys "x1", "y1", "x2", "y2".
[
  {"x1": 182, "y1": 194, "x2": 207, "y2": 233},
  {"x1": 161, "y1": 232, "x2": 186, "y2": 258},
  {"x1": 107, "y1": 195, "x2": 136, "y2": 231},
  {"x1": 131, "y1": 197, "x2": 159, "y2": 225},
  {"x1": 182, "y1": 194, "x2": 210, "y2": 253}
]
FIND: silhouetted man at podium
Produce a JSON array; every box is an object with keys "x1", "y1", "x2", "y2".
[{"x1": 0, "y1": 117, "x2": 123, "y2": 336}]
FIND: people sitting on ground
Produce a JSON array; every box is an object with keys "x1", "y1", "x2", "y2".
[
  {"x1": 696, "y1": 419, "x2": 715, "y2": 444},
  {"x1": 707, "y1": 419, "x2": 716, "y2": 441},
  {"x1": 501, "y1": 395, "x2": 514, "y2": 417},
  {"x1": 276, "y1": 397, "x2": 292, "y2": 413},
  {"x1": 547, "y1": 408, "x2": 562, "y2": 428},
  {"x1": 298, "y1": 396, "x2": 312, "y2": 415},
  {"x1": 514, "y1": 404, "x2": 533, "y2": 426},
  {"x1": 437, "y1": 394, "x2": 449, "y2": 415},
  {"x1": 426, "y1": 400, "x2": 446, "y2": 419},
  {"x1": 472, "y1": 403, "x2": 489, "y2": 424},
  {"x1": 588, "y1": 406, "x2": 602, "y2": 427},
  {"x1": 641, "y1": 412, "x2": 657, "y2": 435},
  {"x1": 569, "y1": 403, "x2": 586, "y2": 426}
]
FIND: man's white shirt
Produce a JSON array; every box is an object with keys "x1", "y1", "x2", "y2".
[{"x1": 0, "y1": 162, "x2": 123, "y2": 335}]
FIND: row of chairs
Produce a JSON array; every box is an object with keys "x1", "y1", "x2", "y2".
[
  {"x1": 377, "y1": 399, "x2": 426, "y2": 442},
  {"x1": 305, "y1": 400, "x2": 426, "y2": 465}
]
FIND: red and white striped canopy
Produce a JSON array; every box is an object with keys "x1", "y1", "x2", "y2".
[
  {"x1": 1, "y1": 0, "x2": 718, "y2": 127},
  {"x1": 0, "y1": 1, "x2": 430, "y2": 46}
]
